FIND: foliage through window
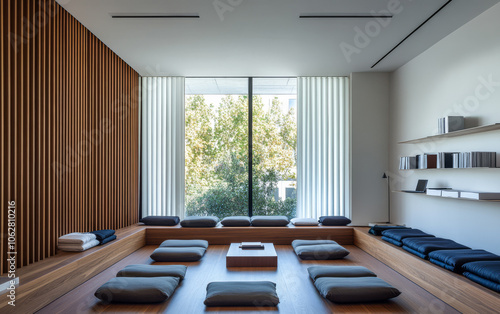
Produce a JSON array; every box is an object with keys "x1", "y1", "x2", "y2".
[{"x1": 185, "y1": 78, "x2": 297, "y2": 219}]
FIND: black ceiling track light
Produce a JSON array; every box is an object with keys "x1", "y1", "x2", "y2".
[{"x1": 371, "y1": 0, "x2": 453, "y2": 68}]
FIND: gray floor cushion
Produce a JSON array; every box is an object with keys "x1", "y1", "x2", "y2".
[
  {"x1": 295, "y1": 244, "x2": 350, "y2": 260},
  {"x1": 291, "y1": 218, "x2": 319, "y2": 226},
  {"x1": 95, "y1": 277, "x2": 179, "y2": 303},
  {"x1": 221, "y1": 216, "x2": 251, "y2": 226},
  {"x1": 251, "y1": 216, "x2": 289, "y2": 227},
  {"x1": 150, "y1": 247, "x2": 206, "y2": 262},
  {"x1": 314, "y1": 277, "x2": 401, "y2": 303},
  {"x1": 291, "y1": 239, "x2": 338, "y2": 250},
  {"x1": 204, "y1": 281, "x2": 280, "y2": 307},
  {"x1": 116, "y1": 265, "x2": 187, "y2": 279},
  {"x1": 292, "y1": 240, "x2": 350, "y2": 260},
  {"x1": 159, "y1": 239, "x2": 209, "y2": 249},
  {"x1": 307, "y1": 266, "x2": 377, "y2": 281},
  {"x1": 180, "y1": 216, "x2": 219, "y2": 227}
]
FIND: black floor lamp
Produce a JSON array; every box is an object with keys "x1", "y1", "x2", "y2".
[{"x1": 382, "y1": 173, "x2": 390, "y2": 223}]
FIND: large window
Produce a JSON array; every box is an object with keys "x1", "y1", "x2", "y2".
[{"x1": 185, "y1": 78, "x2": 297, "y2": 218}]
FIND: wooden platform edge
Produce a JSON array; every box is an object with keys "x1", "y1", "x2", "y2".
[
  {"x1": 145, "y1": 226, "x2": 354, "y2": 245},
  {"x1": 353, "y1": 227, "x2": 500, "y2": 313},
  {"x1": 0, "y1": 226, "x2": 146, "y2": 314}
]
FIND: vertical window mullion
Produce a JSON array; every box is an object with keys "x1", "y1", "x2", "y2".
[{"x1": 248, "y1": 77, "x2": 253, "y2": 217}]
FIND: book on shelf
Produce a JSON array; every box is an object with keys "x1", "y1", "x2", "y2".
[
  {"x1": 426, "y1": 188, "x2": 451, "y2": 196},
  {"x1": 239, "y1": 242, "x2": 264, "y2": 249},
  {"x1": 460, "y1": 192, "x2": 500, "y2": 200},
  {"x1": 441, "y1": 190, "x2": 461, "y2": 198},
  {"x1": 438, "y1": 116, "x2": 464, "y2": 134},
  {"x1": 404, "y1": 152, "x2": 496, "y2": 170},
  {"x1": 418, "y1": 154, "x2": 437, "y2": 169}
]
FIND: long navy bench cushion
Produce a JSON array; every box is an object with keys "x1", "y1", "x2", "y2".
[
  {"x1": 140, "y1": 216, "x2": 180, "y2": 226},
  {"x1": 251, "y1": 216, "x2": 289, "y2": 227},
  {"x1": 428, "y1": 249, "x2": 500, "y2": 273},
  {"x1": 318, "y1": 216, "x2": 351, "y2": 226},
  {"x1": 381, "y1": 229, "x2": 434, "y2": 242},
  {"x1": 180, "y1": 216, "x2": 219, "y2": 227},
  {"x1": 369, "y1": 225, "x2": 410, "y2": 236},
  {"x1": 462, "y1": 261, "x2": 500, "y2": 285},
  {"x1": 381, "y1": 236, "x2": 405, "y2": 247},
  {"x1": 401, "y1": 237, "x2": 470, "y2": 259}
]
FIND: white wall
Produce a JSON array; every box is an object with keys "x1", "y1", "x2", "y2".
[
  {"x1": 350, "y1": 72, "x2": 390, "y2": 225},
  {"x1": 390, "y1": 3, "x2": 500, "y2": 254}
]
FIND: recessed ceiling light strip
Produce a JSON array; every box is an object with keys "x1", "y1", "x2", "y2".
[
  {"x1": 299, "y1": 15, "x2": 392, "y2": 19},
  {"x1": 371, "y1": 0, "x2": 453, "y2": 68},
  {"x1": 111, "y1": 15, "x2": 200, "y2": 19}
]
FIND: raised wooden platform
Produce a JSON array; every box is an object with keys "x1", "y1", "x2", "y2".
[
  {"x1": 353, "y1": 227, "x2": 500, "y2": 313},
  {"x1": 0, "y1": 225, "x2": 146, "y2": 314},
  {"x1": 146, "y1": 225, "x2": 354, "y2": 245}
]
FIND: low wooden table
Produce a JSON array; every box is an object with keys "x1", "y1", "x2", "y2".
[{"x1": 226, "y1": 243, "x2": 278, "y2": 267}]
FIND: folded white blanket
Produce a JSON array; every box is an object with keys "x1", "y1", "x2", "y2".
[
  {"x1": 58, "y1": 232, "x2": 97, "y2": 245},
  {"x1": 58, "y1": 239, "x2": 100, "y2": 252}
]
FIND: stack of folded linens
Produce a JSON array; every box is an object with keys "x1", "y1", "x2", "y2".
[
  {"x1": 91, "y1": 229, "x2": 116, "y2": 245},
  {"x1": 58, "y1": 232, "x2": 99, "y2": 252}
]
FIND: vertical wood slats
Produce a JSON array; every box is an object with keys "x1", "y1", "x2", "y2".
[{"x1": 0, "y1": 0, "x2": 140, "y2": 274}]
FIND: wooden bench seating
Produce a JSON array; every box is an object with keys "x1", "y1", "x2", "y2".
[
  {"x1": 2, "y1": 224, "x2": 499, "y2": 313},
  {"x1": 0, "y1": 225, "x2": 146, "y2": 314},
  {"x1": 353, "y1": 227, "x2": 500, "y2": 313}
]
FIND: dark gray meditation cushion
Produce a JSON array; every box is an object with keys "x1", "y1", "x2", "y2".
[
  {"x1": 251, "y1": 216, "x2": 289, "y2": 227},
  {"x1": 160, "y1": 239, "x2": 209, "y2": 249},
  {"x1": 291, "y1": 239, "x2": 338, "y2": 250},
  {"x1": 314, "y1": 277, "x2": 401, "y2": 303},
  {"x1": 319, "y1": 216, "x2": 352, "y2": 226},
  {"x1": 116, "y1": 265, "x2": 187, "y2": 279},
  {"x1": 180, "y1": 216, "x2": 219, "y2": 227},
  {"x1": 221, "y1": 216, "x2": 252, "y2": 227},
  {"x1": 204, "y1": 281, "x2": 280, "y2": 307},
  {"x1": 307, "y1": 266, "x2": 377, "y2": 281},
  {"x1": 150, "y1": 247, "x2": 206, "y2": 262},
  {"x1": 94, "y1": 277, "x2": 179, "y2": 303},
  {"x1": 140, "y1": 216, "x2": 180, "y2": 226},
  {"x1": 294, "y1": 244, "x2": 350, "y2": 260}
]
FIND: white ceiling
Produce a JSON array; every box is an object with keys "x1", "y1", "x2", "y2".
[{"x1": 57, "y1": 0, "x2": 499, "y2": 76}]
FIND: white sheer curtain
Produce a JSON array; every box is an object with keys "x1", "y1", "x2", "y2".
[
  {"x1": 141, "y1": 77, "x2": 185, "y2": 218},
  {"x1": 297, "y1": 77, "x2": 350, "y2": 218}
]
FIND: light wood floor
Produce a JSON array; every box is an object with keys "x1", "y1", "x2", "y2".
[{"x1": 38, "y1": 245, "x2": 459, "y2": 314}]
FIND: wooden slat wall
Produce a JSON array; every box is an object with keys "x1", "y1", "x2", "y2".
[{"x1": 0, "y1": 0, "x2": 140, "y2": 274}]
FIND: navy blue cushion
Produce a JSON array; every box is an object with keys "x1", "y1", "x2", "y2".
[
  {"x1": 90, "y1": 229, "x2": 115, "y2": 241},
  {"x1": 368, "y1": 225, "x2": 410, "y2": 236},
  {"x1": 463, "y1": 272, "x2": 500, "y2": 293},
  {"x1": 401, "y1": 237, "x2": 469, "y2": 257},
  {"x1": 402, "y1": 246, "x2": 427, "y2": 259},
  {"x1": 319, "y1": 216, "x2": 351, "y2": 226},
  {"x1": 462, "y1": 261, "x2": 500, "y2": 285},
  {"x1": 428, "y1": 249, "x2": 500, "y2": 273},
  {"x1": 100, "y1": 235, "x2": 117, "y2": 245},
  {"x1": 381, "y1": 229, "x2": 434, "y2": 242},
  {"x1": 381, "y1": 236, "x2": 403, "y2": 247}
]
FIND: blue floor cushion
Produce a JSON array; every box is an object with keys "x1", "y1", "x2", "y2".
[
  {"x1": 314, "y1": 277, "x2": 401, "y2": 303},
  {"x1": 381, "y1": 229, "x2": 435, "y2": 242},
  {"x1": 369, "y1": 225, "x2": 410, "y2": 236},
  {"x1": 292, "y1": 240, "x2": 349, "y2": 260},
  {"x1": 428, "y1": 249, "x2": 500, "y2": 273},
  {"x1": 221, "y1": 216, "x2": 251, "y2": 227},
  {"x1": 307, "y1": 266, "x2": 377, "y2": 281},
  {"x1": 150, "y1": 247, "x2": 206, "y2": 262},
  {"x1": 251, "y1": 216, "x2": 289, "y2": 227},
  {"x1": 116, "y1": 265, "x2": 187, "y2": 279},
  {"x1": 159, "y1": 239, "x2": 209, "y2": 249},
  {"x1": 381, "y1": 236, "x2": 405, "y2": 247},
  {"x1": 401, "y1": 237, "x2": 470, "y2": 259},
  {"x1": 180, "y1": 216, "x2": 219, "y2": 227},
  {"x1": 462, "y1": 261, "x2": 500, "y2": 292},
  {"x1": 204, "y1": 281, "x2": 279, "y2": 307},
  {"x1": 95, "y1": 277, "x2": 179, "y2": 303}
]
